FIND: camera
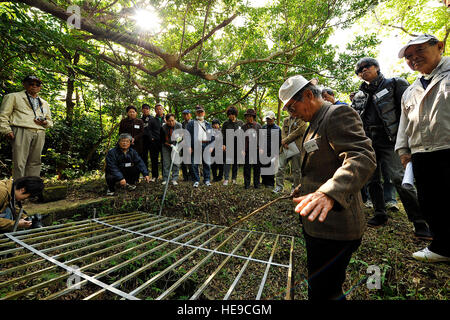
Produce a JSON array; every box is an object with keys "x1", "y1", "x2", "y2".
[
  {"x1": 25, "y1": 214, "x2": 43, "y2": 228},
  {"x1": 34, "y1": 116, "x2": 47, "y2": 122}
]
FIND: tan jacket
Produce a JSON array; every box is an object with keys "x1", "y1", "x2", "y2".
[
  {"x1": 281, "y1": 116, "x2": 308, "y2": 152},
  {"x1": 395, "y1": 56, "x2": 450, "y2": 156},
  {"x1": 0, "y1": 179, "x2": 28, "y2": 232},
  {"x1": 299, "y1": 103, "x2": 376, "y2": 241},
  {"x1": 0, "y1": 90, "x2": 53, "y2": 135}
]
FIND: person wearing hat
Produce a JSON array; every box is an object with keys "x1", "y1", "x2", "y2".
[
  {"x1": 351, "y1": 57, "x2": 432, "y2": 240},
  {"x1": 210, "y1": 119, "x2": 224, "y2": 182},
  {"x1": 260, "y1": 111, "x2": 281, "y2": 188},
  {"x1": 241, "y1": 108, "x2": 262, "y2": 189},
  {"x1": 0, "y1": 75, "x2": 53, "y2": 178},
  {"x1": 395, "y1": 34, "x2": 450, "y2": 262},
  {"x1": 147, "y1": 103, "x2": 166, "y2": 181},
  {"x1": 180, "y1": 109, "x2": 193, "y2": 181},
  {"x1": 222, "y1": 105, "x2": 244, "y2": 186},
  {"x1": 281, "y1": 75, "x2": 376, "y2": 300},
  {"x1": 105, "y1": 133, "x2": 150, "y2": 196},
  {"x1": 185, "y1": 105, "x2": 214, "y2": 187},
  {"x1": 140, "y1": 104, "x2": 152, "y2": 169}
]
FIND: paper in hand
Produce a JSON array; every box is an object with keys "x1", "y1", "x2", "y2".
[{"x1": 402, "y1": 162, "x2": 414, "y2": 190}]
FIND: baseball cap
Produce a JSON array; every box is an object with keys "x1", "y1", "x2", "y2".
[
  {"x1": 279, "y1": 75, "x2": 312, "y2": 108},
  {"x1": 23, "y1": 75, "x2": 42, "y2": 84},
  {"x1": 264, "y1": 111, "x2": 276, "y2": 120},
  {"x1": 182, "y1": 109, "x2": 191, "y2": 114},
  {"x1": 398, "y1": 34, "x2": 439, "y2": 58}
]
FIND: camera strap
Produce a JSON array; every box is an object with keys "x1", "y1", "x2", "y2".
[{"x1": 25, "y1": 92, "x2": 44, "y2": 118}]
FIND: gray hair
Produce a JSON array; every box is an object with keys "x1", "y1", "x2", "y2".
[
  {"x1": 291, "y1": 83, "x2": 322, "y2": 102},
  {"x1": 118, "y1": 133, "x2": 133, "y2": 142}
]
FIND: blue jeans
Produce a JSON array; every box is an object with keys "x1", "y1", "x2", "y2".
[
  {"x1": 0, "y1": 207, "x2": 13, "y2": 220},
  {"x1": 191, "y1": 143, "x2": 211, "y2": 183}
]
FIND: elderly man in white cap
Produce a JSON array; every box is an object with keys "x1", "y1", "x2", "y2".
[
  {"x1": 280, "y1": 75, "x2": 376, "y2": 300},
  {"x1": 396, "y1": 34, "x2": 450, "y2": 263},
  {"x1": 260, "y1": 111, "x2": 281, "y2": 188}
]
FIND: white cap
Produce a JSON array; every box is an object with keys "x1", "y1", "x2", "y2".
[
  {"x1": 279, "y1": 75, "x2": 312, "y2": 108},
  {"x1": 398, "y1": 34, "x2": 439, "y2": 58},
  {"x1": 264, "y1": 111, "x2": 276, "y2": 120}
]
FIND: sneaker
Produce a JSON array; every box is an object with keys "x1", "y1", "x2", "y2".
[
  {"x1": 106, "y1": 189, "x2": 115, "y2": 196},
  {"x1": 223, "y1": 180, "x2": 229, "y2": 186},
  {"x1": 413, "y1": 222, "x2": 433, "y2": 240},
  {"x1": 150, "y1": 177, "x2": 156, "y2": 182},
  {"x1": 193, "y1": 182, "x2": 199, "y2": 188},
  {"x1": 273, "y1": 186, "x2": 283, "y2": 194},
  {"x1": 412, "y1": 247, "x2": 450, "y2": 263},
  {"x1": 386, "y1": 201, "x2": 399, "y2": 211},
  {"x1": 367, "y1": 214, "x2": 388, "y2": 227},
  {"x1": 161, "y1": 181, "x2": 167, "y2": 185},
  {"x1": 205, "y1": 181, "x2": 212, "y2": 186},
  {"x1": 126, "y1": 184, "x2": 137, "y2": 191},
  {"x1": 232, "y1": 179, "x2": 237, "y2": 185},
  {"x1": 364, "y1": 200, "x2": 373, "y2": 209},
  {"x1": 172, "y1": 181, "x2": 178, "y2": 186}
]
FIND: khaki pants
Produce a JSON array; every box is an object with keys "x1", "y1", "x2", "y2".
[
  {"x1": 11, "y1": 127, "x2": 45, "y2": 178},
  {"x1": 275, "y1": 152, "x2": 301, "y2": 190}
]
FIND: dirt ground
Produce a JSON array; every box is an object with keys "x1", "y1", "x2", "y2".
[{"x1": 21, "y1": 175, "x2": 450, "y2": 300}]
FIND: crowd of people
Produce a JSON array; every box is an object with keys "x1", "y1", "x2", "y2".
[{"x1": 0, "y1": 33, "x2": 448, "y2": 300}]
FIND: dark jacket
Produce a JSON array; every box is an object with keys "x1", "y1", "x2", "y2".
[
  {"x1": 242, "y1": 122, "x2": 262, "y2": 153},
  {"x1": 351, "y1": 74, "x2": 410, "y2": 143},
  {"x1": 119, "y1": 117, "x2": 145, "y2": 154},
  {"x1": 141, "y1": 115, "x2": 152, "y2": 138},
  {"x1": 221, "y1": 119, "x2": 244, "y2": 147},
  {"x1": 185, "y1": 119, "x2": 215, "y2": 149},
  {"x1": 147, "y1": 114, "x2": 165, "y2": 142},
  {"x1": 105, "y1": 146, "x2": 149, "y2": 181},
  {"x1": 261, "y1": 123, "x2": 281, "y2": 156},
  {"x1": 160, "y1": 122, "x2": 183, "y2": 149}
]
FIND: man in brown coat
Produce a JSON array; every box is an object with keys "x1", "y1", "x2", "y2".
[{"x1": 280, "y1": 75, "x2": 376, "y2": 300}]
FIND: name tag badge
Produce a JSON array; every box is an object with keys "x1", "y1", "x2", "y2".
[
  {"x1": 134, "y1": 125, "x2": 140, "y2": 129},
  {"x1": 375, "y1": 88, "x2": 389, "y2": 100},
  {"x1": 125, "y1": 163, "x2": 132, "y2": 167},
  {"x1": 304, "y1": 139, "x2": 319, "y2": 154}
]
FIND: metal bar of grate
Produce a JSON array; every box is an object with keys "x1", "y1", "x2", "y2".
[{"x1": 0, "y1": 212, "x2": 295, "y2": 300}]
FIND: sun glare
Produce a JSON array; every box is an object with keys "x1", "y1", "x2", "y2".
[{"x1": 134, "y1": 8, "x2": 161, "y2": 33}]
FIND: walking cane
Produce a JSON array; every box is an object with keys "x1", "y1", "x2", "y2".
[
  {"x1": 158, "y1": 140, "x2": 181, "y2": 216},
  {"x1": 223, "y1": 193, "x2": 293, "y2": 233}
]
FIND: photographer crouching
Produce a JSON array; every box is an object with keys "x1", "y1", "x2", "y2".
[{"x1": 0, "y1": 176, "x2": 45, "y2": 232}]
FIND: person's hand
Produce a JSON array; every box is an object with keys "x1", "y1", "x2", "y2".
[
  {"x1": 131, "y1": 138, "x2": 135, "y2": 144},
  {"x1": 400, "y1": 153, "x2": 411, "y2": 169},
  {"x1": 144, "y1": 176, "x2": 150, "y2": 183},
  {"x1": 189, "y1": 147, "x2": 193, "y2": 154},
  {"x1": 18, "y1": 219, "x2": 32, "y2": 228},
  {"x1": 33, "y1": 119, "x2": 47, "y2": 126},
  {"x1": 209, "y1": 147, "x2": 214, "y2": 153},
  {"x1": 282, "y1": 143, "x2": 289, "y2": 149},
  {"x1": 222, "y1": 145, "x2": 226, "y2": 152},
  {"x1": 6, "y1": 132, "x2": 14, "y2": 140},
  {"x1": 119, "y1": 179, "x2": 127, "y2": 186},
  {"x1": 293, "y1": 191, "x2": 334, "y2": 223}
]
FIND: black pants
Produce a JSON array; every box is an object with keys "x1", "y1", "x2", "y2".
[
  {"x1": 261, "y1": 174, "x2": 274, "y2": 187},
  {"x1": 149, "y1": 140, "x2": 162, "y2": 179},
  {"x1": 366, "y1": 128, "x2": 423, "y2": 222},
  {"x1": 141, "y1": 136, "x2": 151, "y2": 169},
  {"x1": 243, "y1": 154, "x2": 260, "y2": 188},
  {"x1": 412, "y1": 149, "x2": 450, "y2": 257},
  {"x1": 106, "y1": 166, "x2": 140, "y2": 192},
  {"x1": 211, "y1": 163, "x2": 223, "y2": 181},
  {"x1": 303, "y1": 230, "x2": 361, "y2": 300}
]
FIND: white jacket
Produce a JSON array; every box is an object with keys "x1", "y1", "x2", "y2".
[{"x1": 395, "y1": 56, "x2": 450, "y2": 156}]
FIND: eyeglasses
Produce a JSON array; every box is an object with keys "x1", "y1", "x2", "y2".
[
  {"x1": 355, "y1": 64, "x2": 374, "y2": 75},
  {"x1": 404, "y1": 43, "x2": 433, "y2": 60},
  {"x1": 285, "y1": 101, "x2": 298, "y2": 113}
]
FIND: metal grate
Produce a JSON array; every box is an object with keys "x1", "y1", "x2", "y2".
[{"x1": 0, "y1": 212, "x2": 294, "y2": 300}]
